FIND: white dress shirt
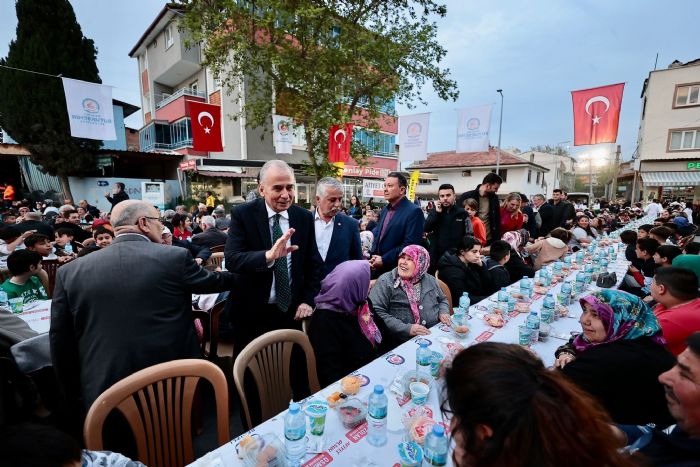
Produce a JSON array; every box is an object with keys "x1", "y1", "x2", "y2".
[
  {"x1": 265, "y1": 203, "x2": 292, "y2": 304},
  {"x1": 314, "y1": 210, "x2": 335, "y2": 261}
]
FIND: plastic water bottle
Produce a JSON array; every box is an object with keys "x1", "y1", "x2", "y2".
[
  {"x1": 575, "y1": 272, "x2": 586, "y2": 293},
  {"x1": 561, "y1": 280, "x2": 573, "y2": 305},
  {"x1": 423, "y1": 424, "x2": 449, "y2": 466},
  {"x1": 497, "y1": 286, "x2": 508, "y2": 302},
  {"x1": 519, "y1": 276, "x2": 531, "y2": 297},
  {"x1": 458, "y1": 292, "x2": 470, "y2": 311},
  {"x1": 284, "y1": 402, "x2": 307, "y2": 466},
  {"x1": 367, "y1": 385, "x2": 388, "y2": 447},
  {"x1": 416, "y1": 342, "x2": 432, "y2": 380},
  {"x1": 0, "y1": 290, "x2": 8, "y2": 308},
  {"x1": 64, "y1": 243, "x2": 73, "y2": 255},
  {"x1": 526, "y1": 312, "x2": 540, "y2": 344},
  {"x1": 543, "y1": 293, "x2": 555, "y2": 311}
]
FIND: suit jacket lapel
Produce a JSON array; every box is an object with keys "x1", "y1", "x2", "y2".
[
  {"x1": 256, "y1": 199, "x2": 273, "y2": 250},
  {"x1": 327, "y1": 214, "x2": 342, "y2": 260}
]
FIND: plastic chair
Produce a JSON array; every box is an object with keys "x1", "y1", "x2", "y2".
[
  {"x1": 204, "y1": 252, "x2": 224, "y2": 271},
  {"x1": 210, "y1": 245, "x2": 225, "y2": 253},
  {"x1": 233, "y1": 329, "x2": 320, "y2": 430},
  {"x1": 41, "y1": 260, "x2": 61, "y2": 298},
  {"x1": 84, "y1": 359, "x2": 230, "y2": 467},
  {"x1": 192, "y1": 301, "x2": 230, "y2": 361},
  {"x1": 436, "y1": 276, "x2": 454, "y2": 315}
]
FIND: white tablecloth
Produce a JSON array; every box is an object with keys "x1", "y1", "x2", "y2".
[
  {"x1": 190, "y1": 244, "x2": 634, "y2": 467},
  {"x1": 15, "y1": 299, "x2": 51, "y2": 334}
]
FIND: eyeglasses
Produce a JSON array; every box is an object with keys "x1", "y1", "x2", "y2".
[{"x1": 135, "y1": 216, "x2": 161, "y2": 226}]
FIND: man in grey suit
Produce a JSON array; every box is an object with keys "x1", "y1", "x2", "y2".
[{"x1": 50, "y1": 200, "x2": 233, "y2": 411}]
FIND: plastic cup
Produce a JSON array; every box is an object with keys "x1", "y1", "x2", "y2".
[
  {"x1": 8, "y1": 297, "x2": 24, "y2": 314},
  {"x1": 409, "y1": 381, "x2": 429, "y2": 406},
  {"x1": 430, "y1": 351, "x2": 443, "y2": 378},
  {"x1": 304, "y1": 400, "x2": 329, "y2": 436},
  {"x1": 518, "y1": 326, "x2": 532, "y2": 346}
]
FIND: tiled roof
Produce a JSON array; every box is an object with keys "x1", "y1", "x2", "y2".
[{"x1": 409, "y1": 148, "x2": 545, "y2": 170}]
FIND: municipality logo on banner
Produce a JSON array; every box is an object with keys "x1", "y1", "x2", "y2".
[
  {"x1": 62, "y1": 77, "x2": 116, "y2": 141},
  {"x1": 398, "y1": 113, "x2": 430, "y2": 161},
  {"x1": 273, "y1": 114, "x2": 294, "y2": 155},
  {"x1": 456, "y1": 105, "x2": 492, "y2": 153}
]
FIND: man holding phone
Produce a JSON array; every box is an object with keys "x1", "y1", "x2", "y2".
[{"x1": 424, "y1": 183, "x2": 470, "y2": 272}]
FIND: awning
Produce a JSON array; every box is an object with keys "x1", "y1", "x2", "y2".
[
  {"x1": 641, "y1": 171, "x2": 700, "y2": 187},
  {"x1": 197, "y1": 170, "x2": 257, "y2": 178}
]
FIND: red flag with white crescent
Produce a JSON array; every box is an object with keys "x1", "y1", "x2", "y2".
[
  {"x1": 328, "y1": 123, "x2": 353, "y2": 163},
  {"x1": 189, "y1": 101, "x2": 223, "y2": 152},
  {"x1": 571, "y1": 83, "x2": 625, "y2": 146}
]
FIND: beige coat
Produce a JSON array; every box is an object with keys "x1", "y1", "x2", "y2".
[{"x1": 526, "y1": 237, "x2": 569, "y2": 270}]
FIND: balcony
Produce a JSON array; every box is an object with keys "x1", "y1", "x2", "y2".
[
  {"x1": 140, "y1": 118, "x2": 193, "y2": 152},
  {"x1": 154, "y1": 87, "x2": 206, "y2": 123},
  {"x1": 156, "y1": 87, "x2": 206, "y2": 109}
]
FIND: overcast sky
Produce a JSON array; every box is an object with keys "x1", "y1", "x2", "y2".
[{"x1": 2, "y1": 0, "x2": 699, "y2": 162}]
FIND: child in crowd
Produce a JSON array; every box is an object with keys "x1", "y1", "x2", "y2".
[
  {"x1": 637, "y1": 224, "x2": 653, "y2": 239},
  {"x1": 0, "y1": 250, "x2": 48, "y2": 303},
  {"x1": 621, "y1": 238, "x2": 660, "y2": 297},
  {"x1": 23, "y1": 233, "x2": 57, "y2": 260},
  {"x1": 683, "y1": 242, "x2": 700, "y2": 255},
  {"x1": 54, "y1": 228, "x2": 77, "y2": 258},
  {"x1": 649, "y1": 226, "x2": 674, "y2": 245},
  {"x1": 77, "y1": 226, "x2": 114, "y2": 258},
  {"x1": 525, "y1": 227, "x2": 571, "y2": 270},
  {"x1": 619, "y1": 230, "x2": 639, "y2": 265},
  {"x1": 654, "y1": 245, "x2": 682, "y2": 267},
  {"x1": 484, "y1": 240, "x2": 512, "y2": 290}
]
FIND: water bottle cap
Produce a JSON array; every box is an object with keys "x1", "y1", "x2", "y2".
[
  {"x1": 462, "y1": 292, "x2": 468, "y2": 296},
  {"x1": 432, "y1": 424, "x2": 445, "y2": 436},
  {"x1": 500, "y1": 287, "x2": 506, "y2": 291},
  {"x1": 373, "y1": 385, "x2": 384, "y2": 394},
  {"x1": 419, "y1": 342, "x2": 429, "y2": 348},
  {"x1": 289, "y1": 402, "x2": 300, "y2": 413}
]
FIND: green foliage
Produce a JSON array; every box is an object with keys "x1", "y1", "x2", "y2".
[
  {"x1": 179, "y1": 0, "x2": 458, "y2": 178},
  {"x1": 0, "y1": 0, "x2": 102, "y2": 178},
  {"x1": 529, "y1": 144, "x2": 570, "y2": 156}
]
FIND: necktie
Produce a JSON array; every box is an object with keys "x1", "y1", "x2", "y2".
[{"x1": 272, "y1": 214, "x2": 292, "y2": 312}]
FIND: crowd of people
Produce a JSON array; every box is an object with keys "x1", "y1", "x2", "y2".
[{"x1": 2, "y1": 163, "x2": 700, "y2": 465}]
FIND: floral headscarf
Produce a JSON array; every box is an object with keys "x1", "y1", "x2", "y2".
[
  {"x1": 314, "y1": 260, "x2": 382, "y2": 346},
  {"x1": 501, "y1": 229, "x2": 530, "y2": 258},
  {"x1": 573, "y1": 289, "x2": 665, "y2": 353},
  {"x1": 393, "y1": 245, "x2": 431, "y2": 324}
]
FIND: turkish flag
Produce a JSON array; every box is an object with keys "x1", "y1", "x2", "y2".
[
  {"x1": 328, "y1": 123, "x2": 353, "y2": 163},
  {"x1": 571, "y1": 83, "x2": 625, "y2": 146},
  {"x1": 189, "y1": 101, "x2": 223, "y2": 152}
]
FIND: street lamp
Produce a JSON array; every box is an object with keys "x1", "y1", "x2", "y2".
[
  {"x1": 553, "y1": 140, "x2": 571, "y2": 192},
  {"x1": 496, "y1": 89, "x2": 504, "y2": 175}
]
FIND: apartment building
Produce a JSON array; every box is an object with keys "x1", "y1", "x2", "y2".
[
  {"x1": 129, "y1": 4, "x2": 398, "y2": 204},
  {"x1": 637, "y1": 58, "x2": 700, "y2": 202}
]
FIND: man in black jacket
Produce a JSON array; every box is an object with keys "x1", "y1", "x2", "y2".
[
  {"x1": 425, "y1": 184, "x2": 469, "y2": 272},
  {"x1": 162, "y1": 226, "x2": 212, "y2": 264},
  {"x1": 532, "y1": 194, "x2": 554, "y2": 237},
  {"x1": 550, "y1": 189, "x2": 575, "y2": 229},
  {"x1": 104, "y1": 182, "x2": 129, "y2": 212},
  {"x1": 192, "y1": 215, "x2": 228, "y2": 249},
  {"x1": 458, "y1": 172, "x2": 502, "y2": 245}
]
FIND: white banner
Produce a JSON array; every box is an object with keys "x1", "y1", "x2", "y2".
[
  {"x1": 272, "y1": 114, "x2": 293, "y2": 154},
  {"x1": 398, "y1": 112, "x2": 430, "y2": 161},
  {"x1": 61, "y1": 77, "x2": 116, "y2": 141},
  {"x1": 362, "y1": 179, "x2": 385, "y2": 198},
  {"x1": 456, "y1": 104, "x2": 492, "y2": 153}
]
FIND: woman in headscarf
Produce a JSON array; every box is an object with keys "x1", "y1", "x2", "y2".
[
  {"x1": 308, "y1": 260, "x2": 388, "y2": 387},
  {"x1": 369, "y1": 245, "x2": 450, "y2": 344},
  {"x1": 553, "y1": 289, "x2": 675, "y2": 426},
  {"x1": 501, "y1": 228, "x2": 535, "y2": 279}
]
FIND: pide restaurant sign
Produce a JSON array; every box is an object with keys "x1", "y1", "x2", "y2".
[
  {"x1": 343, "y1": 165, "x2": 390, "y2": 179},
  {"x1": 687, "y1": 162, "x2": 700, "y2": 170}
]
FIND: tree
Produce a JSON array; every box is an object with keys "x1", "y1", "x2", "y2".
[
  {"x1": 180, "y1": 0, "x2": 458, "y2": 179},
  {"x1": 0, "y1": 0, "x2": 102, "y2": 200},
  {"x1": 529, "y1": 144, "x2": 570, "y2": 156}
]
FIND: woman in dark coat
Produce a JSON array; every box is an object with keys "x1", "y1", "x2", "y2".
[
  {"x1": 308, "y1": 260, "x2": 389, "y2": 387},
  {"x1": 437, "y1": 235, "x2": 492, "y2": 304},
  {"x1": 554, "y1": 289, "x2": 675, "y2": 427}
]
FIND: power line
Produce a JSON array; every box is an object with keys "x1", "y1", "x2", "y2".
[{"x1": 0, "y1": 63, "x2": 62, "y2": 79}]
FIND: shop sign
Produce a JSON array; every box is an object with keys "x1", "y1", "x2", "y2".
[
  {"x1": 343, "y1": 165, "x2": 391, "y2": 179},
  {"x1": 179, "y1": 160, "x2": 197, "y2": 171},
  {"x1": 686, "y1": 162, "x2": 700, "y2": 170},
  {"x1": 362, "y1": 179, "x2": 385, "y2": 198}
]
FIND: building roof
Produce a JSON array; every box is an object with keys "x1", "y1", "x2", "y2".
[
  {"x1": 641, "y1": 57, "x2": 700, "y2": 97},
  {"x1": 408, "y1": 148, "x2": 549, "y2": 172},
  {"x1": 128, "y1": 3, "x2": 182, "y2": 57},
  {"x1": 113, "y1": 99, "x2": 140, "y2": 118}
]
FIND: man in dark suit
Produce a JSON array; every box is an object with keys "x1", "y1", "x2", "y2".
[
  {"x1": 50, "y1": 200, "x2": 233, "y2": 411},
  {"x1": 192, "y1": 215, "x2": 228, "y2": 249},
  {"x1": 313, "y1": 177, "x2": 363, "y2": 280},
  {"x1": 457, "y1": 172, "x2": 503, "y2": 245},
  {"x1": 532, "y1": 194, "x2": 554, "y2": 237},
  {"x1": 424, "y1": 183, "x2": 469, "y2": 272},
  {"x1": 224, "y1": 160, "x2": 322, "y2": 354},
  {"x1": 370, "y1": 172, "x2": 425, "y2": 276},
  {"x1": 15, "y1": 211, "x2": 54, "y2": 238}
]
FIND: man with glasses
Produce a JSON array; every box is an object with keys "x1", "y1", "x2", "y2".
[{"x1": 50, "y1": 200, "x2": 233, "y2": 413}]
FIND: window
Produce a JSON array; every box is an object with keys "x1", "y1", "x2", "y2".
[
  {"x1": 418, "y1": 179, "x2": 432, "y2": 185},
  {"x1": 190, "y1": 80, "x2": 199, "y2": 94},
  {"x1": 536, "y1": 172, "x2": 541, "y2": 184},
  {"x1": 461, "y1": 170, "x2": 472, "y2": 177},
  {"x1": 353, "y1": 129, "x2": 396, "y2": 156},
  {"x1": 669, "y1": 128, "x2": 700, "y2": 151},
  {"x1": 492, "y1": 169, "x2": 507, "y2": 182},
  {"x1": 527, "y1": 169, "x2": 532, "y2": 183},
  {"x1": 675, "y1": 83, "x2": 700, "y2": 107},
  {"x1": 164, "y1": 25, "x2": 174, "y2": 49}
]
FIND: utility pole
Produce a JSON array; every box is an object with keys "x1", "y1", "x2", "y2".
[
  {"x1": 496, "y1": 89, "x2": 504, "y2": 175},
  {"x1": 610, "y1": 145, "x2": 621, "y2": 202},
  {"x1": 588, "y1": 158, "x2": 594, "y2": 200}
]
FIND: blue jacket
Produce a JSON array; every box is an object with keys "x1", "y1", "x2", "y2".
[
  {"x1": 371, "y1": 197, "x2": 425, "y2": 272},
  {"x1": 318, "y1": 212, "x2": 363, "y2": 279}
]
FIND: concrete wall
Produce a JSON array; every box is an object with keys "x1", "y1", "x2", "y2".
[{"x1": 67, "y1": 176, "x2": 181, "y2": 213}]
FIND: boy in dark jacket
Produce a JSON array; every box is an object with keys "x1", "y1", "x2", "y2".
[{"x1": 483, "y1": 240, "x2": 512, "y2": 291}]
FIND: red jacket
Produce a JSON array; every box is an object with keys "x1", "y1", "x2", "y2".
[{"x1": 654, "y1": 298, "x2": 700, "y2": 356}]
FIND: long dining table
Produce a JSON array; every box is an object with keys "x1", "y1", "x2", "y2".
[{"x1": 190, "y1": 219, "x2": 650, "y2": 467}]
